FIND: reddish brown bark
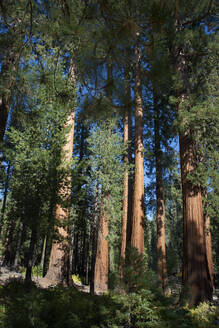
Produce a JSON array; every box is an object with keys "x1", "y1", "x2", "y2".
[
  {"x1": 204, "y1": 212, "x2": 214, "y2": 290},
  {"x1": 131, "y1": 38, "x2": 144, "y2": 255},
  {"x1": 202, "y1": 190, "x2": 214, "y2": 291},
  {"x1": 154, "y1": 96, "x2": 168, "y2": 295},
  {"x1": 120, "y1": 109, "x2": 129, "y2": 263},
  {"x1": 120, "y1": 61, "x2": 131, "y2": 273},
  {"x1": 94, "y1": 202, "x2": 109, "y2": 293},
  {"x1": 180, "y1": 132, "x2": 212, "y2": 304},
  {"x1": 0, "y1": 52, "x2": 20, "y2": 141},
  {"x1": 45, "y1": 108, "x2": 75, "y2": 286},
  {"x1": 176, "y1": 46, "x2": 212, "y2": 304}
]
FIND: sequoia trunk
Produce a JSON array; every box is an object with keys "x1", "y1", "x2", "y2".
[
  {"x1": 131, "y1": 38, "x2": 144, "y2": 254},
  {"x1": 45, "y1": 61, "x2": 76, "y2": 286},
  {"x1": 177, "y1": 48, "x2": 212, "y2": 305},
  {"x1": 45, "y1": 109, "x2": 75, "y2": 286},
  {"x1": 94, "y1": 201, "x2": 109, "y2": 293},
  {"x1": 180, "y1": 134, "x2": 212, "y2": 304},
  {"x1": 203, "y1": 190, "x2": 214, "y2": 291},
  {"x1": 120, "y1": 60, "x2": 131, "y2": 271}
]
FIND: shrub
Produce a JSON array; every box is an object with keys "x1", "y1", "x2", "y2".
[
  {"x1": 188, "y1": 302, "x2": 217, "y2": 328},
  {"x1": 72, "y1": 274, "x2": 82, "y2": 285}
]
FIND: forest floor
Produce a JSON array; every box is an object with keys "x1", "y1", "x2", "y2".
[
  {"x1": 0, "y1": 265, "x2": 89, "y2": 292},
  {"x1": 0, "y1": 264, "x2": 219, "y2": 302},
  {"x1": 1, "y1": 265, "x2": 219, "y2": 328}
]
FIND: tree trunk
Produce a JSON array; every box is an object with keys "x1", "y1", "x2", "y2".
[
  {"x1": 13, "y1": 221, "x2": 23, "y2": 268},
  {"x1": 94, "y1": 200, "x2": 109, "y2": 293},
  {"x1": 90, "y1": 185, "x2": 99, "y2": 294},
  {"x1": 25, "y1": 227, "x2": 38, "y2": 286},
  {"x1": 93, "y1": 59, "x2": 112, "y2": 292},
  {"x1": 120, "y1": 61, "x2": 131, "y2": 275},
  {"x1": 203, "y1": 190, "x2": 214, "y2": 291},
  {"x1": 0, "y1": 96, "x2": 10, "y2": 142},
  {"x1": 180, "y1": 134, "x2": 212, "y2": 304},
  {"x1": 45, "y1": 62, "x2": 75, "y2": 286},
  {"x1": 126, "y1": 106, "x2": 134, "y2": 247},
  {"x1": 154, "y1": 94, "x2": 169, "y2": 295},
  {"x1": 131, "y1": 38, "x2": 144, "y2": 255},
  {"x1": 45, "y1": 109, "x2": 75, "y2": 286},
  {"x1": 177, "y1": 48, "x2": 212, "y2": 305},
  {"x1": 2, "y1": 217, "x2": 15, "y2": 267},
  {"x1": 40, "y1": 235, "x2": 47, "y2": 268},
  {"x1": 0, "y1": 164, "x2": 11, "y2": 236}
]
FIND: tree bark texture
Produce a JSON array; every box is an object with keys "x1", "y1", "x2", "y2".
[
  {"x1": 203, "y1": 190, "x2": 214, "y2": 291},
  {"x1": 204, "y1": 212, "x2": 214, "y2": 290},
  {"x1": 94, "y1": 202, "x2": 109, "y2": 293},
  {"x1": 120, "y1": 60, "x2": 131, "y2": 271},
  {"x1": 180, "y1": 134, "x2": 212, "y2": 304},
  {"x1": 177, "y1": 48, "x2": 212, "y2": 305},
  {"x1": 0, "y1": 53, "x2": 20, "y2": 141},
  {"x1": 90, "y1": 186, "x2": 99, "y2": 294},
  {"x1": 131, "y1": 39, "x2": 144, "y2": 255},
  {"x1": 154, "y1": 95, "x2": 168, "y2": 295}
]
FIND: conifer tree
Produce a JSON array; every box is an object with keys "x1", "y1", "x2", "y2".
[{"x1": 131, "y1": 36, "x2": 145, "y2": 255}]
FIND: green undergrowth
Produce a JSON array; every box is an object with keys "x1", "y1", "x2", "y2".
[{"x1": 0, "y1": 278, "x2": 218, "y2": 328}]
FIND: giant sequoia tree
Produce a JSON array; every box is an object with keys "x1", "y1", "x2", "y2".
[{"x1": 0, "y1": 0, "x2": 218, "y2": 309}]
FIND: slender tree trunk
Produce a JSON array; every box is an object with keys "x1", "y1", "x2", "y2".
[
  {"x1": 3, "y1": 217, "x2": 16, "y2": 267},
  {"x1": 40, "y1": 235, "x2": 47, "y2": 268},
  {"x1": 177, "y1": 48, "x2": 212, "y2": 305},
  {"x1": 90, "y1": 185, "x2": 99, "y2": 294},
  {"x1": 120, "y1": 61, "x2": 131, "y2": 275},
  {"x1": 25, "y1": 227, "x2": 38, "y2": 286},
  {"x1": 131, "y1": 38, "x2": 144, "y2": 255},
  {"x1": 203, "y1": 190, "x2": 214, "y2": 291},
  {"x1": 94, "y1": 199, "x2": 109, "y2": 293},
  {"x1": 126, "y1": 107, "x2": 133, "y2": 246},
  {"x1": 0, "y1": 164, "x2": 10, "y2": 236},
  {"x1": 45, "y1": 62, "x2": 75, "y2": 286},
  {"x1": 154, "y1": 94, "x2": 169, "y2": 295},
  {"x1": 0, "y1": 96, "x2": 10, "y2": 142},
  {"x1": 13, "y1": 221, "x2": 23, "y2": 268},
  {"x1": 204, "y1": 212, "x2": 214, "y2": 290}
]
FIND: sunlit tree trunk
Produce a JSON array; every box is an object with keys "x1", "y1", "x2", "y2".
[
  {"x1": 203, "y1": 190, "x2": 214, "y2": 291},
  {"x1": 94, "y1": 199, "x2": 109, "y2": 293},
  {"x1": 154, "y1": 94, "x2": 168, "y2": 295},
  {"x1": 131, "y1": 38, "x2": 144, "y2": 255}
]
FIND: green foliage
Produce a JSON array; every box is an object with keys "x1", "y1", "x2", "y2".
[
  {"x1": 1, "y1": 279, "x2": 217, "y2": 328},
  {"x1": 87, "y1": 116, "x2": 126, "y2": 255},
  {"x1": 187, "y1": 302, "x2": 218, "y2": 328}
]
